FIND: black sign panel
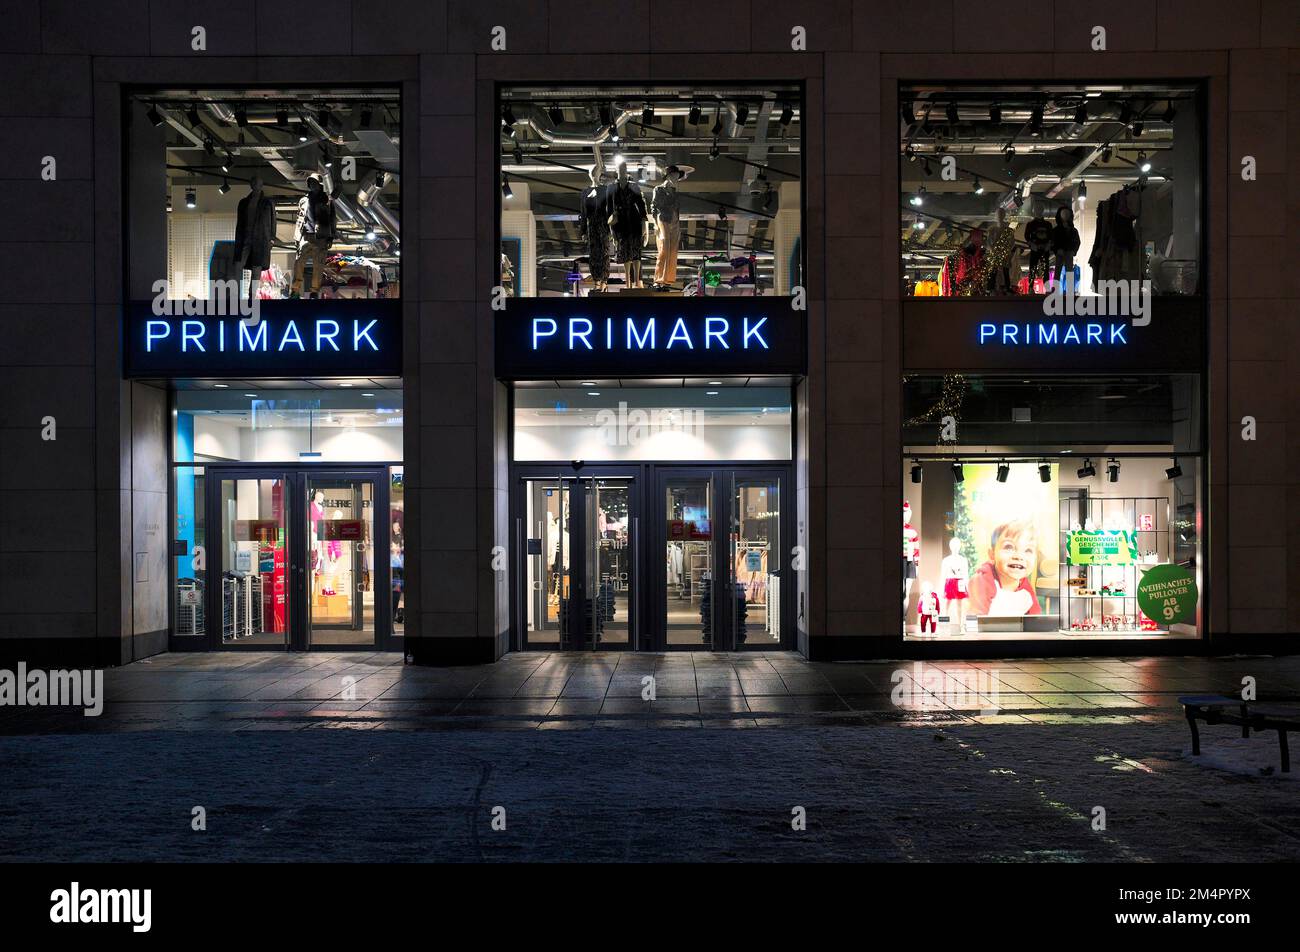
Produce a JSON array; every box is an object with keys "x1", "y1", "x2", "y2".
[
  {"x1": 902, "y1": 297, "x2": 1204, "y2": 373},
  {"x1": 494, "y1": 297, "x2": 806, "y2": 378},
  {"x1": 125, "y1": 299, "x2": 402, "y2": 378}
]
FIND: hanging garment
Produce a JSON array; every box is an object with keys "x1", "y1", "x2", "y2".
[
  {"x1": 1023, "y1": 217, "x2": 1053, "y2": 289},
  {"x1": 608, "y1": 181, "x2": 647, "y2": 265},
  {"x1": 233, "y1": 191, "x2": 276, "y2": 271},
  {"x1": 580, "y1": 185, "x2": 612, "y2": 284}
]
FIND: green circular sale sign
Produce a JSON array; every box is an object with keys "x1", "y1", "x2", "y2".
[{"x1": 1137, "y1": 564, "x2": 1199, "y2": 625}]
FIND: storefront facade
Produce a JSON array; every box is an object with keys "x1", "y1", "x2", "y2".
[{"x1": 1, "y1": 3, "x2": 1296, "y2": 668}]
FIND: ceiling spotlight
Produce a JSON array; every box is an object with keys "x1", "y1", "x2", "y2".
[
  {"x1": 779, "y1": 102, "x2": 794, "y2": 126},
  {"x1": 165, "y1": 194, "x2": 172, "y2": 213},
  {"x1": 1076, "y1": 180, "x2": 1087, "y2": 206},
  {"x1": 500, "y1": 173, "x2": 513, "y2": 199},
  {"x1": 320, "y1": 145, "x2": 332, "y2": 168},
  {"x1": 973, "y1": 177, "x2": 985, "y2": 195},
  {"x1": 641, "y1": 103, "x2": 655, "y2": 127},
  {"x1": 1029, "y1": 105, "x2": 1043, "y2": 137},
  {"x1": 359, "y1": 105, "x2": 373, "y2": 127},
  {"x1": 1162, "y1": 101, "x2": 1176, "y2": 123},
  {"x1": 709, "y1": 138, "x2": 720, "y2": 160},
  {"x1": 276, "y1": 107, "x2": 289, "y2": 126},
  {"x1": 688, "y1": 102, "x2": 702, "y2": 125},
  {"x1": 1004, "y1": 145, "x2": 1016, "y2": 162},
  {"x1": 901, "y1": 101, "x2": 916, "y2": 126},
  {"x1": 218, "y1": 178, "x2": 230, "y2": 195},
  {"x1": 184, "y1": 187, "x2": 196, "y2": 209},
  {"x1": 946, "y1": 101, "x2": 959, "y2": 126},
  {"x1": 186, "y1": 105, "x2": 201, "y2": 128},
  {"x1": 1074, "y1": 102, "x2": 1087, "y2": 124},
  {"x1": 1118, "y1": 101, "x2": 1132, "y2": 125},
  {"x1": 921, "y1": 157, "x2": 932, "y2": 177},
  {"x1": 1165, "y1": 458, "x2": 1182, "y2": 480},
  {"x1": 910, "y1": 185, "x2": 926, "y2": 206},
  {"x1": 912, "y1": 215, "x2": 926, "y2": 230},
  {"x1": 951, "y1": 462, "x2": 964, "y2": 483},
  {"x1": 1038, "y1": 461, "x2": 1052, "y2": 483},
  {"x1": 220, "y1": 152, "x2": 231, "y2": 172},
  {"x1": 1077, "y1": 458, "x2": 1096, "y2": 479},
  {"x1": 1107, "y1": 458, "x2": 1121, "y2": 483},
  {"x1": 146, "y1": 104, "x2": 163, "y2": 126},
  {"x1": 1101, "y1": 145, "x2": 1113, "y2": 162},
  {"x1": 1130, "y1": 120, "x2": 1143, "y2": 138},
  {"x1": 712, "y1": 110, "x2": 725, "y2": 136},
  {"x1": 910, "y1": 461, "x2": 923, "y2": 484},
  {"x1": 1138, "y1": 151, "x2": 1152, "y2": 173},
  {"x1": 365, "y1": 227, "x2": 377, "y2": 241},
  {"x1": 316, "y1": 106, "x2": 330, "y2": 128},
  {"x1": 512, "y1": 143, "x2": 524, "y2": 165},
  {"x1": 996, "y1": 461, "x2": 1010, "y2": 483},
  {"x1": 988, "y1": 103, "x2": 1001, "y2": 124},
  {"x1": 235, "y1": 106, "x2": 247, "y2": 128},
  {"x1": 203, "y1": 137, "x2": 215, "y2": 156},
  {"x1": 598, "y1": 102, "x2": 613, "y2": 128},
  {"x1": 717, "y1": 205, "x2": 728, "y2": 221},
  {"x1": 547, "y1": 104, "x2": 564, "y2": 126}
]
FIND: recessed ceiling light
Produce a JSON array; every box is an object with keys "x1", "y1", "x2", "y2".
[
  {"x1": 362, "y1": 392, "x2": 375, "y2": 397},
  {"x1": 339, "y1": 383, "x2": 353, "y2": 387},
  {"x1": 706, "y1": 390, "x2": 719, "y2": 395},
  {"x1": 581, "y1": 381, "x2": 597, "y2": 386},
  {"x1": 213, "y1": 383, "x2": 228, "y2": 388},
  {"x1": 708, "y1": 380, "x2": 722, "y2": 385},
  {"x1": 587, "y1": 391, "x2": 601, "y2": 396},
  {"x1": 243, "y1": 393, "x2": 257, "y2": 397}
]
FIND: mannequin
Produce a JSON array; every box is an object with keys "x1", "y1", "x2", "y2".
[
  {"x1": 984, "y1": 208, "x2": 1019, "y2": 295},
  {"x1": 1051, "y1": 205, "x2": 1081, "y2": 292},
  {"x1": 580, "y1": 161, "x2": 613, "y2": 292},
  {"x1": 232, "y1": 174, "x2": 276, "y2": 308},
  {"x1": 940, "y1": 537, "x2": 970, "y2": 634},
  {"x1": 292, "y1": 174, "x2": 340, "y2": 297},
  {"x1": 650, "y1": 164, "x2": 692, "y2": 289},
  {"x1": 310, "y1": 490, "x2": 327, "y2": 596},
  {"x1": 916, "y1": 582, "x2": 940, "y2": 634},
  {"x1": 1024, "y1": 214, "x2": 1053, "y2": 291},
  {"x1": 608, "y1": 162, "x2": 647, "y2": 288},
  {"x1": 902, "y1": 500, "x2": 920, "y2": 614},
  {"x1": 952, "y1": 228, "x2": 985, "y2": 296}
]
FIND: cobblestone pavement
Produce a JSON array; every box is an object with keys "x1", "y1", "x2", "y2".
[{"x1": 1, "y1": 653, "x2": 1297, "y2": 861}]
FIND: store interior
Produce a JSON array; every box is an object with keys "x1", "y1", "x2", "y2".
[
  {"x1": 128, "y1": 87, "x2": 401, "y2": 302},
  {"x1": 499, "y1": 84, "x2": 802, "y2": 296},
  {"x1": 898, "y1": 82, "x2": 1201, "y2": 297}
]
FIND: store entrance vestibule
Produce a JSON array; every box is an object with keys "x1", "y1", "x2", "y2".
[
  {"x1": 204, "y1": 466, "x2": 395, "y2": 651},
  {"x1": 514, "y1": 464, "x2": 791, "y2": 652}
]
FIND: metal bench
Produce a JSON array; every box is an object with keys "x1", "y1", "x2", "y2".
[{"x1": 1179, "y1": 695, "x2": 1298, "y2": 774}]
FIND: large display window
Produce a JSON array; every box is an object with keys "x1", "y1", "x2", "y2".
[
  {"x1": 902, "y1": 375, "x2": 1202, "y2": 639},
  {"x1": 498, "y1": 83, "x2": 803, "y2": 297},
  {"x1": 128, "y1": 87, "x2": 401, "y2": 303},
  {"x1": 898, "y1": 82, "x2": 1203, "y2": 298}
]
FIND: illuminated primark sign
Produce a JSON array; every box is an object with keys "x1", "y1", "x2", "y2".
[
  {"x1": 979, "y1": 321, "x2": 1130, "y2": 346},
  {"x1": 125, "y1": 300, "x2": 401, "y2": 378},
  {"x1": 495, "y1": 299, "x2": 806, "y2": 378},
  {"x1": 530, "y1": 315, "x2": 771, "y2": 352}
]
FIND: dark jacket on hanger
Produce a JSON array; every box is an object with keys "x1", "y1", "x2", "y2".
[{"x1": 233, "y1": 191, "x2": 276, "y2": 270}]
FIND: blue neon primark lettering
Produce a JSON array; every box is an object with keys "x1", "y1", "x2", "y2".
[
  {"x1": 530, "y1": 315, "x2": 770, "y2": 352},
  {"x1": 143, "y1": 318, "x2": 382, "y2": 354},
  {"x1": 977, "y1": 321, "x2": 1129, "y2": 345}
]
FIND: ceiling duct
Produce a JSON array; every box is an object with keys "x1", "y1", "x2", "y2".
[{"x1": 356, "y1": 170, "x2": 400, "y2": 240}]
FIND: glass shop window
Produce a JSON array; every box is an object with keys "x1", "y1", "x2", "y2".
[
  {"x1": 898, "y1": 82, "x2": 1203, "y2": 298},
  {"x1": 498, "y1": 83, "x2": 803, "y2": 297},
  {"x1": 127, "y1": 87, "x2": 401, "y2": 303}
]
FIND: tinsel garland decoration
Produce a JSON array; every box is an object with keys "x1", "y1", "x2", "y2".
[{"x1": 903, "y1": 373, "x2": 968, "y2": 437}]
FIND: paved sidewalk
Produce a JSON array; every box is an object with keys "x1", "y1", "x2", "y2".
[{"x1": 3, "y1": 651, "x2": 1298, "y2": 732}]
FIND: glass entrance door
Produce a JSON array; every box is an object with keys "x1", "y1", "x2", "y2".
[
  {"x1": 206, "y1": 467, "x2": 389, "y2": 650},
  {"x1": 306, "y1": 476, "x2": 377, "y2": 647},
  {"x1": 662, "y1": 476, "x2": 715, "y2": 647},
  {"x1": 520, "y1": 473, "x2": 636, "y2": 650},
  {"x1": 729, "y1": 472, "x2": 783, "y2": 649},
  {"x1": 216, "y1": 474, "x2": 292, "y2": 647}
]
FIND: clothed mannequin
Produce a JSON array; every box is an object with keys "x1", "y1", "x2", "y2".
[
  {"x1": 916, "y1": 582, "x2": 940, "y2": 634},
  {"x1": 580, "y1": 162, "x2": 613, "y2": 292},
  {"x1": 650, "y1": 164, "x2": 692, "y2": 288},
  {"x1": 952, "y1": 228, "x2": 985, "y2": 296},
  {"x1": 1024, "y1": 215, "x2": 1053, "y2": 292},
  {"x1": 903, "y1": 501, "x2": 920, "y2": 615},
  {"x1": 1051, "y1": 205, "x2": 1081, "y2": 292},
  {"x1": 310, "y1": 490, "x2": 327, "y2": 596},
  {"x1": 292, "y1": 174, "x2": 340, "y2": 297},
  {"x1": 984, "y1": 208, "x2": 1019, "y2": 295},
  {"x1": 232, "y1": 174, "x2": 276, "y2": 308},
  {"x1": 940, "y1": 537, "x2": 970, "y2": 634},
  {"x1": 608, "y1": 162, "x2": 647, "y2": 288}
]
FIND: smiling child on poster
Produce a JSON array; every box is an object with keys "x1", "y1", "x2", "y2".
[{"x1": 967, "y1": 519, "x2": 1042, "y2": 616}]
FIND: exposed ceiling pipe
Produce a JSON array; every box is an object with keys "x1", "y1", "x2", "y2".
[
  {"x1": 356, "y1": 170, "x2": 400, "y2": 240},
  {"x1": 514, "y1": 105, "x2": 637, "y2": 147},
  {"x1": 301, "y1": 112, "x2": 346, "y2": 146},
  {"x1": 205, "y1": 102, "x2": 237, "y2": 125}
]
